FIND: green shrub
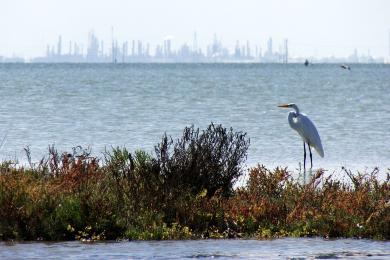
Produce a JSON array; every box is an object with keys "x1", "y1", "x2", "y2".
[{"x1": 155, "y1": 123, "x2": 250, "y2": 197}]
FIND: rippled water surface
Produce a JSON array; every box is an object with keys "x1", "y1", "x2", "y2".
[
  {"x1": 1, "y1": 238, "x2": 390, "y2": 259},
  {"x1": 0, "y1": 63, "x2": 389, "y2": 171}
]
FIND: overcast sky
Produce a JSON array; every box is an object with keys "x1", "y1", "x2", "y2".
[{"x1": 1, "y1": 0, "x2": 390, "y2": 59}]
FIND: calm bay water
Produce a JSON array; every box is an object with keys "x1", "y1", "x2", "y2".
[
  {"x1": 0, "y1": 63, "x2": 389, "y2": 172},
  {"x1": 0, "y1": 64, "x2": 389, "y2": 256},
  {"x1": 1, "y1": 238, "x2": 390, "y2": 259}
]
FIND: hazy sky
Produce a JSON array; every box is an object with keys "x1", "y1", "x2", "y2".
[{"x1": 1, "y1": 0, "x2": 390, "y2": 59}]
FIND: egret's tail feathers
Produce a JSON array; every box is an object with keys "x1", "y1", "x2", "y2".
[{"x1": 315, "y1": 145, "x2": 324, "y2": 158}]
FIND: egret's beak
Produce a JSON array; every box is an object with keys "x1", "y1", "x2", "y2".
[{"x1": 278, "y1": 104, "x2": 290, "y2": 108}]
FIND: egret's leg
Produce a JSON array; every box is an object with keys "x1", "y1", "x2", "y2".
[
  {"x1": 303, "y1": 142, "x2": 306, "y2": 173},
  {"x1": 308, "y1": 145, "x2": 313, "y2": 169}
]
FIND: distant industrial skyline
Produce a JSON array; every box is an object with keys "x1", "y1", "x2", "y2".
[
  {"x1": 32, "y1": 32, "x2": 292, "y2": 63},
  {"x1": 1, "y1": 0, "x2": 389, "y2": 61},
  {"x1": 0, "y1": 30, "x2": 386, "y2": 63}
]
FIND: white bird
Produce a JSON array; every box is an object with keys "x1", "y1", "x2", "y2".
[{"x1": 278, "y1": 103, "x2": 324, "y2": 172}]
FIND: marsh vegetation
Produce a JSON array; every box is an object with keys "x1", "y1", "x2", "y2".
[{"x1": 0, "y1": 124, "x2": 388, "y2": 241}]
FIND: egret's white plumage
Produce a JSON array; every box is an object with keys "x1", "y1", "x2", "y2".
[
  {"x1": 279, "y1": 103, "x2": 324, "y2": 170},
  {"x1": 288, "y1": 111, "x2": 324, "y2": 157}
]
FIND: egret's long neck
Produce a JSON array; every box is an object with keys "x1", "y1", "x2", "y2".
[
  {"x1": 290, "y1": 104, "x2": 300, "y2": 114},
  {"x1": 288, "y1": 112, "x2": 299, "y2": 131}
]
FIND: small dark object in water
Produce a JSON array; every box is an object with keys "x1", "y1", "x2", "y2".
[
  {"x1": 304, "y1": 59, "x2": 309, "y2": 66},
  {"x1": 340, "y1": 64, "x2": 351, "y2": 70}
]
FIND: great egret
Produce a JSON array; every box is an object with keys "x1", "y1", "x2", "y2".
[{"x1": 278, "y1": 103, "x2": 324, "y2": 172}]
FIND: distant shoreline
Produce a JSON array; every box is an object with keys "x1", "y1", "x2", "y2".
[{"x1": 1, "y1": 62, "x2": 389, "y2": 65}]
